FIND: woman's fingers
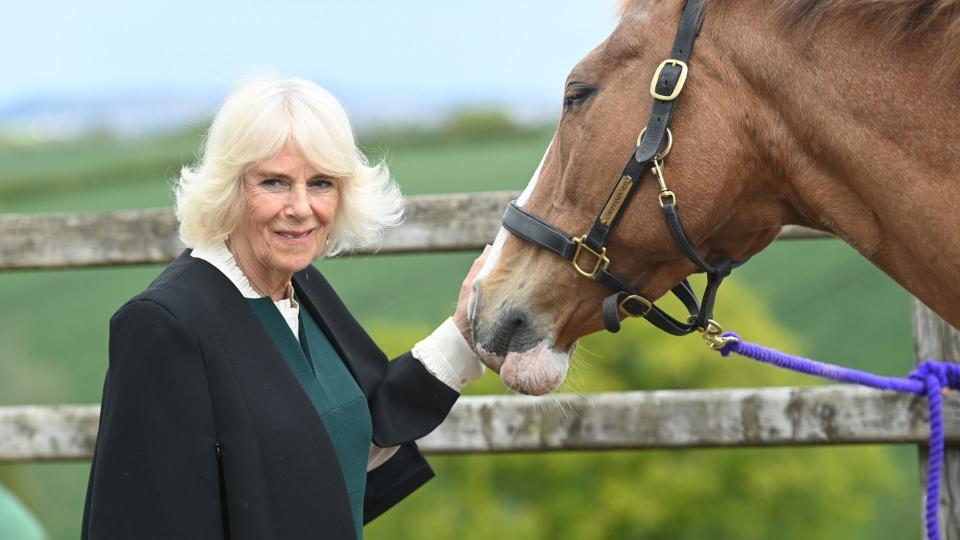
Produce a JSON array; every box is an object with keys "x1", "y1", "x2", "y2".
[
  {"x1": 454, "y1": 245, "x2": 492, "y2": 345},
  {"x1": 462, "y1": 245, "x2": 491, "y2": 288},
  {"x1": 459, "y1": 245, "x2": 490, "y2": 305}
]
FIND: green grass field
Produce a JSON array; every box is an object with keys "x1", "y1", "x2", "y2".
[{"x1": 0, "y1": 126, "x2": 920, "y2": 539}]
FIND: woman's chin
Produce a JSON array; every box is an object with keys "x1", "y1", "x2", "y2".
[{"x1": 265, "y1": 243, "x2": 324, "y2": 272}]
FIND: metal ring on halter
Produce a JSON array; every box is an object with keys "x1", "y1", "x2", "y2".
[{"x1": 637, "y1": 127, "x2": 673, "y2": 160}]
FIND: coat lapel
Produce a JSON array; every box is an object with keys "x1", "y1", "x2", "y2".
[
  {"x1": 292, "y1": 271, "x2": 357, "y2": 376},
  {"x1": 292, "y1": 265, "x2": 387, "y2": 398},
  {"x1": 184, "y1": 251, "x2": 335, "y2": 437}
]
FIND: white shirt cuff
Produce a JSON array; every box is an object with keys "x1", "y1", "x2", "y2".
[{"x1": 411, "y1": 317, "x2": 484, "y2": 392}]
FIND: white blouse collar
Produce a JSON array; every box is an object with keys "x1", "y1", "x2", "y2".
[
  {"x1": 191, "y1": 242, "x2": 301, "y2": 337},
  {"x1": 191, "y1": 242, "x2": 260, "y2": 298}
]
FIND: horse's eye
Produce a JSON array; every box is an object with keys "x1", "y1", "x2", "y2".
[{"x1": 563, "y1": 82, "x2": 596, "y2": 110}]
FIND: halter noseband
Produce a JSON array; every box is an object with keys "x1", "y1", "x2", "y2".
[{"x1": 501, "y1": 0, "x2": 743, "y2": 346}]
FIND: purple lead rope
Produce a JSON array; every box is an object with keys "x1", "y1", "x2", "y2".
[{"x1": 716, "y1": 331, "x2": 960, "y2": 540}]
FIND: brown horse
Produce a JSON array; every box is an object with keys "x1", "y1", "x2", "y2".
[{"x1": 470, "y1": 0, "x2": 960, "y2": 395}]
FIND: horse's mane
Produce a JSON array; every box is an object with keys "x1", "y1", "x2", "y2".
[{"x1": 619, "y1": 0, "x2": 960, "y2": 79}]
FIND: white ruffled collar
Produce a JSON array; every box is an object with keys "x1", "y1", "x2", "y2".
[{"x1": 191, "y1": 242, "x2": 300, "y2": 336}]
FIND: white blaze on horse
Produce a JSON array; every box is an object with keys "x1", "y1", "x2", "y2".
[{"x1": 471, "y1": 0, "x2": 960, "y2": 396}]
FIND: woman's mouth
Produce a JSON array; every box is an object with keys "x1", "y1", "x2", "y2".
[{"x1": 275, "y1": 228, "x2": 315, "y2": 245}]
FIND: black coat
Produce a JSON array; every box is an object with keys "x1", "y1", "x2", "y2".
[{"x1": 82, "y1": 250, "x2": 459, "y2": 539}]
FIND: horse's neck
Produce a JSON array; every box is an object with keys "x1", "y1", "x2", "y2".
[{"x1": 722, "y1": 7, "x2": 960, "y2": 328}]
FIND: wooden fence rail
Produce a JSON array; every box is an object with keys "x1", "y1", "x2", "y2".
[
  {"x1": 0, "y1": 191, "x2": 828, "y2": 270},
  {"x1": 4, "y1": 192, "x2": 956, "y2": 537},
  {"x1": 3, "y1": 385, "x2": 956, "y2": 463}
]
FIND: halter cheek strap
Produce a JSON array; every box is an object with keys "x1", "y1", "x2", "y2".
[{"x1": 501, "y1": 0, "x2": 747, "y2": 339}]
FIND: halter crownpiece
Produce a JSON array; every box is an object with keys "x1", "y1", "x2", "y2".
[{"x1": 501, "y1": 0, "x2": 745, "y2": 341}]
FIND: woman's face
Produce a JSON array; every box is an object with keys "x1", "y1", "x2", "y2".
[{"x1": 230, "y1": 143, "x2": 340, "y2": 281}]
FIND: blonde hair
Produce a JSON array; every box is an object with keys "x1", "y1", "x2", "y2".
[{"x1": 174, "y1": 76, "x2": 403, "y2": 257}]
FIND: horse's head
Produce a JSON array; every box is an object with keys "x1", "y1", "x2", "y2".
[{"x1": 470, "y1": 0, "x2": 792, "y2": 395}]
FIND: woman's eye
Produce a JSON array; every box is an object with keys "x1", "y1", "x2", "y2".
[
  {"x1": 563, "y1": 83, "x2": 596, "y2": 109},
  {"x1": 261, "y1": 178, "x2": 284, "y2": 188},
  {"x1": 309, "y1": 179, "x2": 334, "y2": 190}
]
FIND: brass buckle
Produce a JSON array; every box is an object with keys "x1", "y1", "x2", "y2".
[
  {"x1": 618, "y1": 295, "x2": 653, "y2": 318},
  {"x1": 571, "y1": 236, "x2": 610, "y2": 279},
  {"x1": 650, "y1": 59, "x2": 689, "y2": 101}
]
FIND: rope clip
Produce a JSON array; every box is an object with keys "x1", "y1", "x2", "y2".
[{"x1": 699, "y1": 320, "x2": 739, "y2": 351}]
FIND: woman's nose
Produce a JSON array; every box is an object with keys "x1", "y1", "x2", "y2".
[{"x1": 285, "y1": 185, "x2": 312, "y2": 219}]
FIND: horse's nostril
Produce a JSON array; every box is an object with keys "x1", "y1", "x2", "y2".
[{"x1": 486, "y1": 308, "x2": 538, "y2": 357}]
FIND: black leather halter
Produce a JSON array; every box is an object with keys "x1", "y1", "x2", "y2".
[{"x1": 501, "y1": 0, "x2": 743, "y2": 339}]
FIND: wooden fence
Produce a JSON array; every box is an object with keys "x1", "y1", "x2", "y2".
[{"x1": 1, "y1": 191, "x2": 957, "y2": 537}]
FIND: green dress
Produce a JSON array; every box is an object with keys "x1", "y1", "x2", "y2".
[{"x1": 247, "y1": 298, "x2": 373, "y2": 540}]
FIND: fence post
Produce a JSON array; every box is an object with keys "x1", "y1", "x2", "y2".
[{"x1": 913, "y1": 299, "x2": 960, "y2": 539}]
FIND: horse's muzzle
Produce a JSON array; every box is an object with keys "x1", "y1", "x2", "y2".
[{"x1": 471, "y1": 284, "x2": 571, "y2": 395}]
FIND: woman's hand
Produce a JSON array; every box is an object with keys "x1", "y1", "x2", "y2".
[{"x1": 454, "y1": 245, "x2": 491, "y2": 348}]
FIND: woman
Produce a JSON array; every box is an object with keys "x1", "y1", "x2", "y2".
[{"x1": 81, "y1": 77, "x2": 487, "y2": 540}]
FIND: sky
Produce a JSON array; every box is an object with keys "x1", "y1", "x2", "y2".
[{"x1": 2, "y1": 0, "x2": 620, "y2": 128}]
